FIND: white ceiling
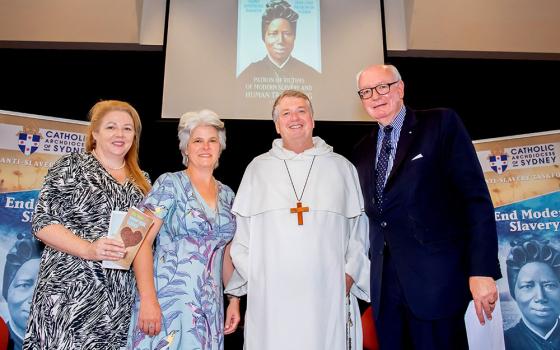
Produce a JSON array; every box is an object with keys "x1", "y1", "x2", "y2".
[{"x1": 0, "y1": 0, "x2": 558, "y2": 54}]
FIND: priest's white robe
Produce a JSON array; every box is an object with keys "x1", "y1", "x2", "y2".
[{"x1": 225, "y1": 137, "x2": 370, "y2": 350}]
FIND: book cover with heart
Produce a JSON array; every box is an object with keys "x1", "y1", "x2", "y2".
[{"x1": 102, "y1": 207, "x2": 154, "y2": 270}]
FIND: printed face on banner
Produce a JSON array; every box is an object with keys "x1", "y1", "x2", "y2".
[
  {"x1": 474, "y1": 131, "x2": 560, "y2": 349},
  {"x1": 1, "y1": 111, "x2": 89, "y2": 343},
  {"x1": 6, "y1": 258, "x2": 41, "y2": 334},
  {"x1": 514, "y1": 261, "x2": 560, "y2": 334}
]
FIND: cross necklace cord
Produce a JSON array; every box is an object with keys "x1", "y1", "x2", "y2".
[{"x1": 284, "y1": 156, "x2": 316, "y2": 225}]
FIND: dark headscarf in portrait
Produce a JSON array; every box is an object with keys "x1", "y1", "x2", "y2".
[
  {"x1": 261, "y1": 0, "x2": 299, "y2": 40},
  {"x1": 506, "y1": 239, "x2": 560, "y2": 299},
  {"x1": 2, "y1": 234, "x2": 43, "y2": 300}
]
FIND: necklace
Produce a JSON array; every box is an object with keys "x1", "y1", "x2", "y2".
[
  {"x1": 283, "y1": 156, "x2": 316, "y2": 225},
  {"x1": 92, "y1": 149, "x2": 126, "y2": 170}
]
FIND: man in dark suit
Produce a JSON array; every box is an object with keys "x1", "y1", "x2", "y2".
[{"x1": 352, "y1": 64, "x2": 501, "y2": 349}]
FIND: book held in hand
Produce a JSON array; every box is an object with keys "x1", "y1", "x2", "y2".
[{"x1": 102, "y1": 207, "x2": 154, "y2": 270}]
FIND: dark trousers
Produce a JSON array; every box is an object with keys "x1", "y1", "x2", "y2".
[{"x1": 375, "y1": 249, "x2": 469, "y2": 350}]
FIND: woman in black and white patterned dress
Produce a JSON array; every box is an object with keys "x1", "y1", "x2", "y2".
[{"x1": 23, "y1": 100, "x2": 151, "y2": 350}]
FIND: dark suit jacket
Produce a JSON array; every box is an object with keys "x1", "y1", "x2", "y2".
[{"x1": 352, "y1": 107, "x2": 501, "y2": 320}]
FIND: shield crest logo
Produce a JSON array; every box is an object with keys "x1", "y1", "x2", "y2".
[
  {"x1": 489, "y1": 154, "x2": 508, "y2": 174},
  {"x1": 18, "y1": 131, "x2": 41, "y2": 156}
]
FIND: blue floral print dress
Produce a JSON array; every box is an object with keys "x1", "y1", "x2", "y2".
[{"x1": 126, "y1": 171, "x2": 236, "y2": 350}]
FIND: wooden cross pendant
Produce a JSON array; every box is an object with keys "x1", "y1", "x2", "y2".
[{"x1": 290, "y1": 201, "x2": 309, "y2": 225}]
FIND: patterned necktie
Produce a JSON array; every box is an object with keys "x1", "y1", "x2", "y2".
[{"x1": 374, "y1": 125, "x2": 393, "y2": 211}]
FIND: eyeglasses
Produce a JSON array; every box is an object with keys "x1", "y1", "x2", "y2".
[{"x1": 357, "y1": 80, "x2": 400, "y2": 100}]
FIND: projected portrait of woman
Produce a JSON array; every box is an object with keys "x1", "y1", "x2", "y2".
[
  {"x1": 2, "y1": 235, "x2": 42, "y2": 350},
  {"x1": 505, "y1": 239, "x2": 560, "y2": 350},
  {"x1": 237, "y1": 0, "x2": 320, "y2": 102}
]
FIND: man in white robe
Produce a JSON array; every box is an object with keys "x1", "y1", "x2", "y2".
[{"x1": 225, "y1": 90, "x2": 370, "y2": 349}]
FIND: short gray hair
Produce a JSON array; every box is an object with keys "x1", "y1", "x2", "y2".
[
  {"x1": 356, "y1": 64, "x2": 402, "y2": 89},
  {"x1": 178, "y1": 109, "x2": 226, "y2": 167},
  {"x1": 271, "y1": 90, "x2": 314, "y2": 122}
]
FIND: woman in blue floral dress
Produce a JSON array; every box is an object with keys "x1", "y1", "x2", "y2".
[{"x1": 127, "y1": 110, "x2": 240, "y2": 350}]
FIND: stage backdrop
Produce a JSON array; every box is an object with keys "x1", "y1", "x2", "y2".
[
  {"x1": 475, "y1": 130, "x2": 560, "y2": 349},
  {"x1": 0, "y1": 110, "x2": 88, "y2": 350}
]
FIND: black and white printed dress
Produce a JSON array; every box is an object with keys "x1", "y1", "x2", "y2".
[{"x1": 23, "y1": 152, "x2": 148, "y2": 350}]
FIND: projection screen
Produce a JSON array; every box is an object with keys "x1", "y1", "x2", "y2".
[{"x1": 162, "y1": 0, "x2": 384, "y2": 121}]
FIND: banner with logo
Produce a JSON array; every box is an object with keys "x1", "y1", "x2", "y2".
[
  {"x1": 474, "y1": 130, "x2": 560, "y2": 349},
  {"x1": 0, "y1": 110, "x2": 88, "y2": 349}
]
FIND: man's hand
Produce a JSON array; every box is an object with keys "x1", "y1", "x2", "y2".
[
  {"x1": 345, "y1": 274, "x2": 354, "y2": 296},
  {"x1": 469, "y1": 276, "x2": 498, "y2": 325}
]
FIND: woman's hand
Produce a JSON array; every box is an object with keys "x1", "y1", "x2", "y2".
[
  {"x1": 138, "y1": 297, "x2": 162, "y2": 336},
  {"x1": 88, "y1": 237, "x2": 126, "y2": 261},
  {"x1": 224, "y1": 296, "x2": 241, "y2": 335}
]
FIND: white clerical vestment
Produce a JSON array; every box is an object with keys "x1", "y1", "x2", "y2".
[{"x1": 226, "y1": 137, "x2": 370, "y2": 350}]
